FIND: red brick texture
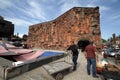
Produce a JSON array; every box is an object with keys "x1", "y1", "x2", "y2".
[{"x1": 27, "y1": 7, "x2": 101, "y2": 50}]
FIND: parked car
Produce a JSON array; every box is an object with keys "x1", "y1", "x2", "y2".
[
  {"x1": 9, "y1": 41, "x2": 23, "y2": 47},
  {"x1": 103, "y1": 48, "x2": 116, "y2": 57},
  {"x1": 108, "y1": 51, "x2": 116, "y2": 57}
]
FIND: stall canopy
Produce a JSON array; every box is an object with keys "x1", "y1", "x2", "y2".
[{"x1": 0, "y1": 41, "x2": 64, "y2": 62}]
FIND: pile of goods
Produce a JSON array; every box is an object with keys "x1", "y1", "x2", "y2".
[
  {"x1": 96, "y1": 61, "x2": 103, "y2": 74},
  {"x1": 96, "y1": 59, "x2": 109, "y2": 74},
  {"x1": 103, "y1": 64, "x2": 120, "y2": 74},
  {"x1": 102, "y1": 64, "x2": 120, "y2": 79}
]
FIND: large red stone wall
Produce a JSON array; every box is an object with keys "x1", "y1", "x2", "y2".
[{"x1": 27, "y1": 7, "x2": 101, "y2": 50}]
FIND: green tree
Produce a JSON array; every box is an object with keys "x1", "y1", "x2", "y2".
[
  {"x1": 22, "y1": 34, "x2": 28, "y2": 41},
  {"x1": 102, "y1": 38, "x2": 107, "y2": 43}
]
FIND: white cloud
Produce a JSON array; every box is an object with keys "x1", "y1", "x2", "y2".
[
  {"x1": 86, "y1": 4, "x2": 97, "y2": 7},
  {"x1": 7, "y1": 0, "x2": 48, "y2": 22},
  {"x1": 17, "y1": 33, "x2": 24, "y2": 38},
  {"x1": 0, "y1": 0, "x2": 13, "y2": 9},
  {"x1": 86, "y1": 0, "x2": 110, "y2": 12},
  {"x1": 87, "y1": 4, "x2": 110, "y2": 18},
  {"x1": 60, "y1": 0, "x2": 110, "y2": 14},
  {"x1": 100, "y1": 6, "x2": 110, "y2": 11},
  {"x1": 87, "y1": 0, "x2": 97, "y2": 6},
  {"x1": 60, "y1": 0, "x2": 80, "y2": 13},
  {"x1": 110, "y1": 0, "x2": 118, "y2": 2},
  {"x1": 87, "y1": 4, "x2": 109, "y2": 11},
  {"x1": 26, "y1": 0, "x2": 48, "y2": 21},
  {"x1": 111, "y1": 13, "x2": 120, "y2": 20},
  {"x1": 5, "y1": 18, "x2": 32, "y2": 27}
]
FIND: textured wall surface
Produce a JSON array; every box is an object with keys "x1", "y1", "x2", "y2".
[{"x1": 27, "y1": 7, "x2": 101, "y2": 50}]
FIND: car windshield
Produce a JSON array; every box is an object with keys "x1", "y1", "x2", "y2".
[{"x1": 106, "y1": 48, "x2": 114, "y2": 54}]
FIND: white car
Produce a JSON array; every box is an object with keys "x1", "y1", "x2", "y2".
[
  {"x1": 109, "y1": 52, "x2": 116, "y2": 57},
  {"x1": 105, "y1": 48, "x2": 116, "y2": 57}
]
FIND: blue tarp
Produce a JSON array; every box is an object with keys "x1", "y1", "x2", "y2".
[{"x1": 39, "y1": 51, "x2": 64, "y2": 58}]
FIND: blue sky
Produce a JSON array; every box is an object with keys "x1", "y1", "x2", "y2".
[{"x1": 0, "y1": 0, "x2": 120, "y2": 40}]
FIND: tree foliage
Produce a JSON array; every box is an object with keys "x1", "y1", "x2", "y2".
[{"x1": 102, "y1": 38, "x2": 107, "y2": 43}]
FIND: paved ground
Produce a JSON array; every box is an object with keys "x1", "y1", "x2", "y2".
[
  {"x1": 0, "y1": 50, "x2": 103, "y2": 80},
  {"x1": 63, "y1": 51, "x2": 102, "y2": 80}
]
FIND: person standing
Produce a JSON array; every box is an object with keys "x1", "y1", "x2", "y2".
[
  {"x1": 84, "y1": 41, "x2": 98, "y2": 78},
  {"x1": 67, "y1": 41, "x2": 79, "y2": 71}
]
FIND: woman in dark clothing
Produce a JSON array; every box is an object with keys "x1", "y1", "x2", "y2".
[{"x1": 67, "y1": 41, "x2": 79, "y2": 71}]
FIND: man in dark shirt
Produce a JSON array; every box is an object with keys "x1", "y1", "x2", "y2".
[
  {"x1": 85, "y1": 41, "x2": 98, "y2": 78},
  {"x1": 67, "y1": 41, "x2": 79, "y2": 71}
]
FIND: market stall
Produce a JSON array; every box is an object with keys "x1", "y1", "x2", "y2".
[{"x1": 102, "y1": 64, "x2": 120, "y2": 80}]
